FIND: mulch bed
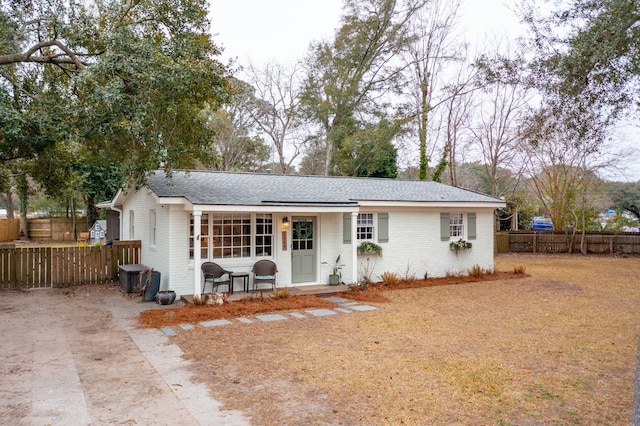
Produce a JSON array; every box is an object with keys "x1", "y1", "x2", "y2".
[{"x1": 138, "y1": 271, "x2": 525, "y2": 328}]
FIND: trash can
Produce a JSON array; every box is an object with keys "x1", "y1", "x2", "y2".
[{"x1": 141, "y1": 270, "x2": 161, "y2": 302}]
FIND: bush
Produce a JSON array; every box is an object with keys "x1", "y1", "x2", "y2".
[
  {"x1": 468, "y1": 264, "x2": 485, "y2": 278},
  {"x1": 273, "y1": 287, "x2": 290, "y2": 300},
  {"x1": 379, "y1": 271, "x2": 401, "y2": 286},
  {"x1": 513, "y1": 265, "x2": 526, "y2": 274}
]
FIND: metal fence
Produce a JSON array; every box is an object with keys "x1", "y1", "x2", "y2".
[
  {"x1": 496, "y1": 231, "x2": 640, "y2": 254},
  {"x1": 0, "y1": 240, "x2": 141, "y2": 290}
]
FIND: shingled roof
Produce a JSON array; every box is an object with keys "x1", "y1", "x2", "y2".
[{"x1": 145, "y1": 171, "x2": 503, "y2": 207}]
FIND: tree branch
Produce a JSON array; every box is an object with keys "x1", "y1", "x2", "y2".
[{"x1": 0, "y1": 40, "x2": 89, "y2": 69}]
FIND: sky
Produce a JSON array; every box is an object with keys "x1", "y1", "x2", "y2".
[
  {"x1": 208, "y1": 0, "x2": 639, "y2": 182},
  {"x1": 209, "y1": 0, "x2": 524, "y2": 66}
]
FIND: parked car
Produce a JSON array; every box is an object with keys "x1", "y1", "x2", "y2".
[{"x1": 531, "y1": 217, "x2": 554, "y2": 231}]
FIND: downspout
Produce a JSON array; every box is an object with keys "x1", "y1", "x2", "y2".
[{"x1": 112, "y1": 206, "x2": 123, "y2": 240}]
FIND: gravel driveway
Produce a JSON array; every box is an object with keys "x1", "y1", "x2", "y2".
[{"x1": 0, "y1": 284, "x2": 248, "y2": 426}]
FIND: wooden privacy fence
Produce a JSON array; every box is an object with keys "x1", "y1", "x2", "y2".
[
  {"x1": 28, "y1": 218, "x2": 89, "y2": 241},
  {"x1": 498, "y1": 232, "x2": 640, "y2": 254},
  {"x1": 0, "y1": 241, "x2": 141, "y2": 290},
  {"x1": 0, "y1": 219, "x2": 20, "y2": 242}
]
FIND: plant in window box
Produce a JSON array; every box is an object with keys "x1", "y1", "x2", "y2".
[
  {"x1": 322, "y1": 254, "x2": 345, "y2": 285},
  {"x1": 358, "y1": 241, "x2": 382, "y2": 256},
  {"x1": 450, "y1": 238, "x2": 472, "y2": 254}
]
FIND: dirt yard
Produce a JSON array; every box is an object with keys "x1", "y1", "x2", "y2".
[
  {"x1": 1, "y1": 254, "x2": 638, "y2": 425},
  {"x1": 170, "y1": 254, "x2": 640, "y2": 425}
]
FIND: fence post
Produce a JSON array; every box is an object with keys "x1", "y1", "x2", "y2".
[{"x1": 632, "y1": 330, "x2": 640, "y2": 425}]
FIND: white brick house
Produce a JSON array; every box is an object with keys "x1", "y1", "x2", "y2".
[{"x1": 101, "y1": 171, "x2": 505, "y2": 296}]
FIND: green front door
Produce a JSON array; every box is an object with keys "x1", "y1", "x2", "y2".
[{"x1": 291, "y1": 217, "x2": 316, "y2": 283}]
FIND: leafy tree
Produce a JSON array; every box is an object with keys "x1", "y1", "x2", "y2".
[
  {"x1": 334, "y1": 118, "x2": 399, "y2": 178},
  {"x1": 524, "y1": 0, "x2": 639, "y2": 114},
  {"x1": 0, "y1": 0, "x2": 231, "y2": 199},
  {"x1": 300, "y1": 0, "x2": 421, "y2": 176},
  {"x1": 521, "y1": 0, "x2": 640, "y2": 157},
  {"x1": 609, "y1": 181, "x2": 640, "y2": 220},
  {"x1": 76, "y1": 163, "x2": 124, "y2": 223}
]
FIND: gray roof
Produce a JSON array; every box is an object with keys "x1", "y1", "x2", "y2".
[{"x1": 145, "y1": 171, "x2": 503, "y2": 206}]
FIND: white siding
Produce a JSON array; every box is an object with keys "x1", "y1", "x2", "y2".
[
  {"x1": 351, "y1": 209, "x2": 495, "y2": 282},
  {"x1": 318, "y1": 213, "x2": 346, "y2": 284},
  {"x1": 121, "y1": 188, "x2": 497, "y2": 295},
  {"x1": 121, "y1": 189, "x2": 172, "y2": 291}
]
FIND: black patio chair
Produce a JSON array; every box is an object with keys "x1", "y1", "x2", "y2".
[
  {"x1": 201, "y1": 262, "x2": 233, "y2": 294},
  {"x1": 251, "y1": 259, "x2": 278, "y2": 292}
]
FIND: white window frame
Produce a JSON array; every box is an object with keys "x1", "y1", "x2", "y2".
[
  {"x1": 449, "y1": 213, "x2": 464, "y2": 239},
  {"x1": 189, "y1": 213, "x2": 210, "y2": 259},
  {"x1": 254, "y1": 213, "x2": 273, "y2": 257},
  {"x1": 357, "y1": 213, "x2": 374, "y2": 241},
  {"x1": 189, "y1": 213, "x2": 273, "y2": 260}
]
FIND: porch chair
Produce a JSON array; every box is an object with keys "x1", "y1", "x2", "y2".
[
  {"x1": 251, "y1": 259, "x2": 278, "y2": 292},
  {"x1": 201, "y1": 262, "x2": 233, "y2": 294}
]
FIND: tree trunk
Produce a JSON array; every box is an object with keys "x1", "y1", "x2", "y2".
[{"x1": 3, "y1": 190, "x2": 14, "y2": 218}]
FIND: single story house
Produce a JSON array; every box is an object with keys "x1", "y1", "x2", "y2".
[{"x1": 100, "y1": 171, "x2": 506, "y2": 296}]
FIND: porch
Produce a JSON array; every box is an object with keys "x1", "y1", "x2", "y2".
[{"x1": 181, "y1": 283, "x2": 351, "y2": 304}]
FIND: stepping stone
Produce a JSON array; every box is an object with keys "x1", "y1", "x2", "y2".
[
  {"x1": 306, "y1": 309, "x2": 337, "y2": 317},
  {"x1": 348, "y1": 305, "x2": 377, "y2": 312},
  {"x1": 289, "y1": 312, "x2": 306, "y2": 319},
  {"x1": 334, "y1": 307, "x2": 352, "y2": 313},
  {"x1": 200, "y1": 319, "x2": 233, "y2": 327},
  {"x1": 160, "y1": 326, "x2": 176, "y2": 336},
  {"x1": 179, "y1": 323, "x2": 194, "y2": 330},
  {"x1": 324, "y1": 297, "x2": 352, "y2": 304},
  {"x1": 236, "y1": 317, "x2": 253, "y2": 324},
  {"x1": 336, "y1": 301, "x2": 360, "y2": 307},
  {"x1": 256, "y1": 314, "x2": 288, "y2": 322}
]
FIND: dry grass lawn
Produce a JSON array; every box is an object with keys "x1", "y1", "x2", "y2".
[{"x1": 166, "y1": 254, "x2": 639, "y2": 425}]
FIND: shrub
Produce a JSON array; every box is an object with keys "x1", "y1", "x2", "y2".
[
  {"x1": 379, "y1": 271, "x2": 401, "y2": 286},
  {"x1": 468, "y1": 264, "x2": 485, "y2": 278},
  {"x1": 513, "y1": 264, "x2": 526, "y2": 274},
  {"x1": 273, "y1": 287, "x2": 290, "y2": 300}
]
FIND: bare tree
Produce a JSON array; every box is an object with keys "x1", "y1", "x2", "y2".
[
  {"x1": 403, "y1": 0, "x2": 463, "y2": 180},
  {"x1": 244, "y1": 62, "x2": 305, "y2": 174},
  {"x1": 437, "y1": 60, "x2": 477, "y2": 186},
  {"x1": 200, "y1": 79, "x2": 269, "y2": 172},
  {"x1": 470, "y1": 59, "x2": 530, "y2": 197},
  {"x1": 520, "y1": 109, "x2": 614, "y2": 237}
]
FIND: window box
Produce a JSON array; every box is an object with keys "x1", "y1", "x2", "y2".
[
  {"x1": 450, "y1": 239, "x2": 472, "y2": 254},
  {"x1": 358, "y1": 241, "x2": 382, "y2": 256}
]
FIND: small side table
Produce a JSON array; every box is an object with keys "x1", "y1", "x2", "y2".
[{"x1": 230, "y1": 272, "x2": 250, "y2": 293}]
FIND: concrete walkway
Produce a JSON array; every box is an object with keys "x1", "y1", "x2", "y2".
[{"x1": 108, "y1": 299, "x2": 251, "y2": 426}]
